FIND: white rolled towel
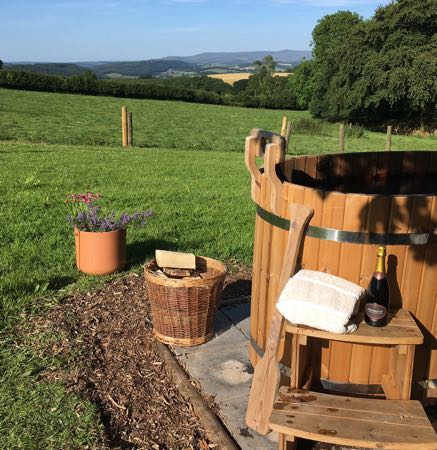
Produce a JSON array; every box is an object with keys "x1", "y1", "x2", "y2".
[{"x1": 276, "y1": 270, "x2": 366, "y2": 334}]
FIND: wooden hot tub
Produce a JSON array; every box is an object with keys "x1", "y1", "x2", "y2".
[{"x1": 245, "y1": 135, "x2": 437, "y2": 397}]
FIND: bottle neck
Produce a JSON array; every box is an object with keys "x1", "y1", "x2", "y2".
[{"x1": 375, "y1": 253, "x2": 386, "y2": 274}]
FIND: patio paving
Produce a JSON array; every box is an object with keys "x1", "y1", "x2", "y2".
[{"x1": 172, "y1": 301, "x2": 278, "y2": 450}]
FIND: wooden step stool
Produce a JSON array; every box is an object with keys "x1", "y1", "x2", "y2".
[
  {"x1": 270, "y1": 387, "x2": 437, "y2": 449},
  {"x1": 270, "y1": 309, "x2": 437, "y2": 449}
]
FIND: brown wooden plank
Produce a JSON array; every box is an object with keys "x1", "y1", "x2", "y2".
[
  {"x1": 284, "y1": 157, "x2": 295, "y2": 183},
  {"x1": 304, "y1": 155, "x2": 318, "y2": 182},
  {"x1": 285, "y1": 309, "x2": 423, "y2": 345},
  {"x1": 359, "y1": 194, "x2": 392, "y2": 287},
  {"x1": 249, "y1": 171, "x2": 267, "y2": 365},
  {"x1": 401, "y1": 196, "x2": 433, "y2": 314},
  {"x1": 311, "y1": 191, "x2": 345, "y2": 380},
  {"x1": 245, "y1": 136, "x2": 262, "y2": 203},
  {"x1": 264, "y1": 144, "x2": 285, "y2": 344},
  {"x1": 387, "y1": 196, "x2": 413, "y2": 310},
  {"x1": 275, "y1": 387, "x2": 428, "y2": 416},
  {"x1": 257, "y1": 173, "x2": 272, "y2": 355},
  {"x1": 426, "y1": 290, "x2": 437, "y2": 380},
  {"x1": 280, "y1": 184, "x2": 307, "y2": 367},
  {"x1": 413, "y1": 152, "x2": 431, "y2": 194},
  {"x1": 265, "y1": 156, "x2": 288, "y2": 362},
  {"x1": 301, "y1": 188, "x2": 323, "y2": 271},
  {"x1": 417, "y1": 197, "x2": 437, "y2": 380},
  {"x1": 352, "y1": 194, "x2": 391, "y2": 384},
  {"x1": 316, "y1": 154, "x2": 333, "y2": 188},
  {"x1": 270, "y1": 389, "x2": 437, "y2": 449},
  {"x1": 293, "y1": 156, "x2": 306, "y2": 174},
  {"x1": 279, "y1": 182, "x2": 296, "y2": 367},
  {"x1": 400, "y1": 152, "x2": 417, "y2": 195},
  {"x1": 330, "y1": 194, "x2": 368, "y2": 383},
  {"x1": 399, "y1": 345, "x2": 415, "y2": 400},
  {"x1": 273, "y1": 398, "x2": 429, "y2": 427}
]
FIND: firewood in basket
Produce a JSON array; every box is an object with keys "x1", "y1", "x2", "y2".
[
  {"x1": 163, "y1": 268, "x2": 193, "y2": 278},
  {"x1": 156, "y1": 250, "x2": 196, "y2": 270}
]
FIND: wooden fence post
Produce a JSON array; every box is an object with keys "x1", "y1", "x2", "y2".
[
  {"x1": 121, "y1": 106, "x2": 128, "y2": 148},
  {"x1": 386, "y1": 125, "x2": 392, "y2": 152},
  {"x1": 127, "y1": 112, "x2": 133, "y2": 147},
  {"x1": 281, "y1": 116, "x2": 288, "y2": 137},
  {"x1": 285, "y1": 120, "x2": 292, "y2": 151},
  {"x1": 339, "y1": 123, "x2": 345, "y2": 153}
]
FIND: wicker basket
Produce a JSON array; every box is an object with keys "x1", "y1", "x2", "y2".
[{"x1": 144, "y1": 256, "x2": 227, "y2": 346}]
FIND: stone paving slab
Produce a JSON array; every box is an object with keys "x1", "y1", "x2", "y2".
[{"x1": 172, "y1": 304, "x2": 276, "y2": 450}]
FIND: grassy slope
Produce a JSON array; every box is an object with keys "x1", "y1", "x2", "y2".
[
  {"x1": 1, "y1": 89, "x2": 437, "y2": 153},
  {"x1": 1, "y1": 88, "x2": 437, "y2": 449}
]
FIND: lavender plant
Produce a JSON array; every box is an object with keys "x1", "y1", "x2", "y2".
[{"x1": 66, "y1": 193, "x2": 153, "y2": 232}]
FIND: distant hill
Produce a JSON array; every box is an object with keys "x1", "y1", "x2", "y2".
[
  {"x1": 162, "y1": 50, "x2": 312, "y2": 66},
  {"x1": 4, "y1": 50, "x2": 311, "y2": 78},
  {"x1": 4, "y1": 63, "x2": 86, "y2": 77},
  {"x1": 90, "y1": 59, "x2": 198, "y2": 77},
  {"x1": 4, "y1": 60, "x2": 198, "y2": 79}
]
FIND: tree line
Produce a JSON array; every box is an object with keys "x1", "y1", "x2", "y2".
[
  {"x1": 0, "y1": 63, "x2": 297, "y2": 109},
  {"x1": 290, "y1": 0, "x2": 436, "y2": 127}
]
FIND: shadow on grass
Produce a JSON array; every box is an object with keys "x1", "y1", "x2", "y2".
[
  {"x1": 126, "y1": 239, "x2": 178, "y2": 269},
  {"x1": 48, "y1": 275, "x2": 76, "y2": 291}
]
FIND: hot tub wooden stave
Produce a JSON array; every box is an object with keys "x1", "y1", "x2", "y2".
[{"x1": 246, "y1": 139, "x2": 437, "y2": 391}]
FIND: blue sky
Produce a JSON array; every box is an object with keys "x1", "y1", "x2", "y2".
[{"x1": 2, "y1": 0, "x2": 392, "y2": 62}]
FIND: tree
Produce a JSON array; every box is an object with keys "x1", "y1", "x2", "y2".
[
  {"x1": 311, "y1": 11, "x2": 363, "y2": 62},
  {"x1": 310, "y1": 0, "x2": 437, "y2": 126},
  {"x1": 288, "y1": 59, "x2": 317, "y2": 110},
  {"x1": 0, "y1": 60, "x2": 3, "y2": 70},
  {"x1": 246, "y1": 55, "x2": 277, "y2": 97},
  {"x1": 309, "y1": 11, "x2": 364, "y2": 118}
]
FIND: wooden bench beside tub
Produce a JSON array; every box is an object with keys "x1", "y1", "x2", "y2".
[
  {"x1": 274, "y1": 309, "x2": 437, "y2": 449},
  {"x1": 286, "y1": 309, "x2": 423, "y2": 401},
  {"x1": 271, "y1": 387, "x2": 437, "y2": 450}
]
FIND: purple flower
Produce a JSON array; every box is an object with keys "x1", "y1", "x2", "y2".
[{"x1": 66, "y1": 192, "x2": 153, "y2": 232}]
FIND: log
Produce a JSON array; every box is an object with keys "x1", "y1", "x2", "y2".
[{"x1": 156, "y1": 250, "x2": 196, "y2": 270}]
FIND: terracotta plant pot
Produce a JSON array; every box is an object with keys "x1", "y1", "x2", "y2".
[{"x1": 74, "y1": 228, "x2": 126, "y2": 275}]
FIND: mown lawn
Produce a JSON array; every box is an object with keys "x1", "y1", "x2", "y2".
[{"x1": 2, "y1": 88, "x2": 437, "y2": 153}]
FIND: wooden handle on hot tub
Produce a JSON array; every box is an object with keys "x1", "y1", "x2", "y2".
[
  {"x1": 245, "y1": 136, "x2": 262, "y2": 203},
  {"x1": 250, "y1": 128, "x2": 286, "y2": 159},
  {"x1": 245, "y1": 129, "x2": 286, "y2": 204},
  {"x1": 264, "y1": 142, "x2": 284, "y2": 215}
]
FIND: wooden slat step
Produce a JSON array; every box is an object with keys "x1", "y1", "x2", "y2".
[
  {"x1": 270, "y1": 387, "x2": 437, "y2": 449},
  {"x1": 284, "y1": 309, "x2": 423, "y2": 345}
]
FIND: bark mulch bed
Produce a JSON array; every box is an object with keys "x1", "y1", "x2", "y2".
[{"x1": 33, "y1": 265, "x2": 252, "y2": 450}]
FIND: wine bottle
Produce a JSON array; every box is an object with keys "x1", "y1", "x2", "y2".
[{"x1": 365, "y1": 246, "x2": 390, "y2": 327}]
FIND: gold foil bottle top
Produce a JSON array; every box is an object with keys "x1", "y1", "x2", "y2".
[
  {"x1": 377, "y1": 246, "x2": 386, "y2": 257},
  {"x1": 375, "y1": 246, "x2": 386, "y2": 273}
]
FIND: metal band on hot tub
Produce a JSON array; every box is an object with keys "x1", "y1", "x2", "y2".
[{"x1": 256, "y1": 205, "x2": 437, "y2": 246}]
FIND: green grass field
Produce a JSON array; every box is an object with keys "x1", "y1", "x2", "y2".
[
  {"x1": 1, "y1": 88, "x2": 437, "y2": 449},
  {"x1": 2, "y1": 89, "x2": 437, "y2": 153}
]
